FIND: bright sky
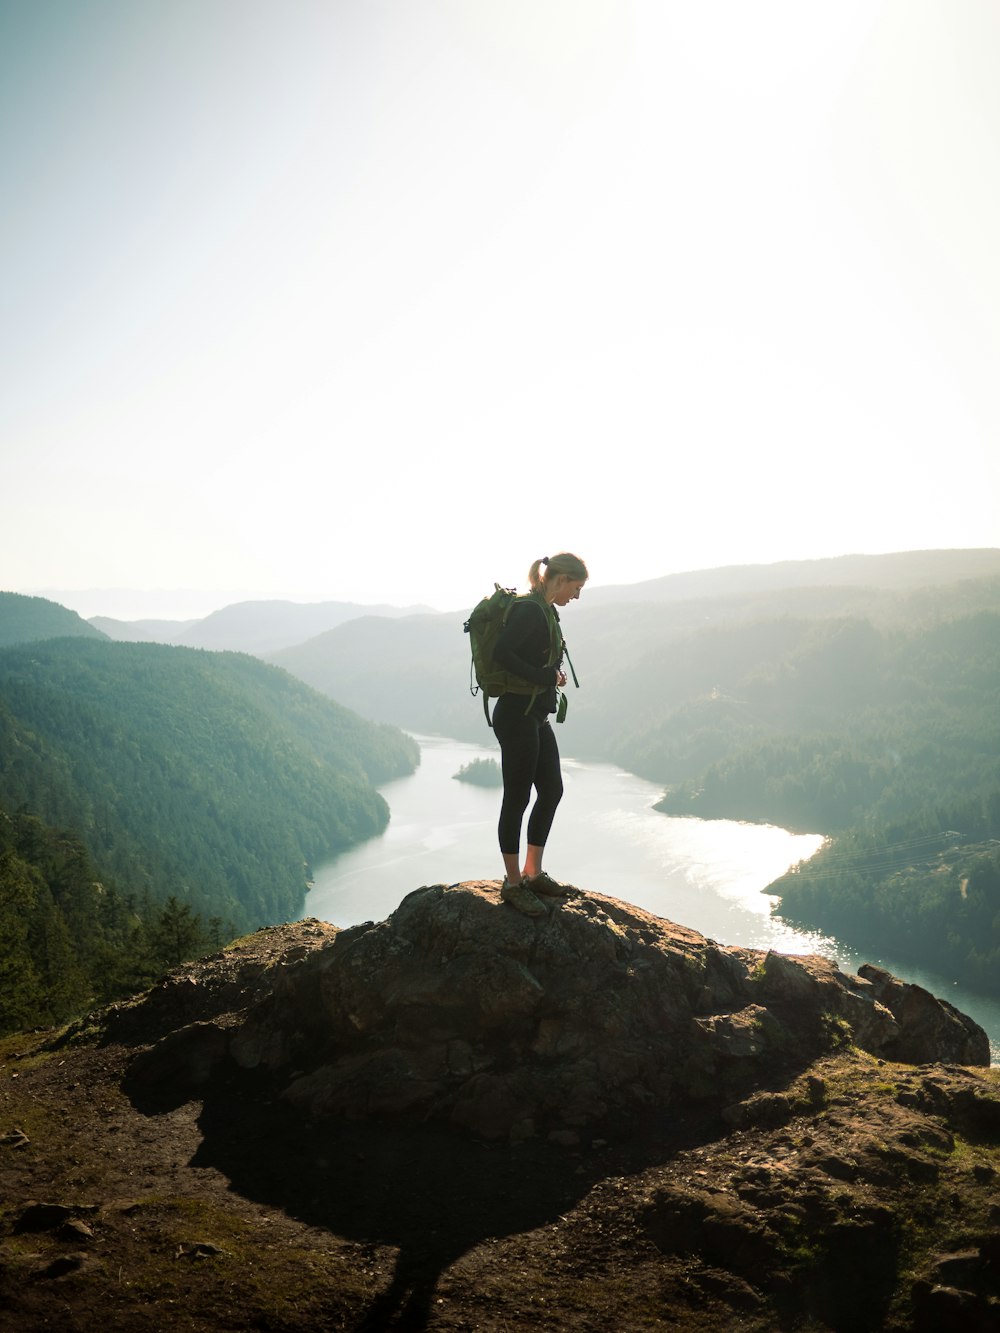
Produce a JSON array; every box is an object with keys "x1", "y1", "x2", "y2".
[{"x1": 3, "y1": 0, "x2": 999, "y2": 619}]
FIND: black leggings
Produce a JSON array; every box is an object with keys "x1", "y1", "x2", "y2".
[{"x1": 493, "y1": 695, "x2": 564, "y2": 855}]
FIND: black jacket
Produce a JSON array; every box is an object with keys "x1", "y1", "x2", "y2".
[{"x1": 494, "y1": 595, "x2": 561, "y2": 714}]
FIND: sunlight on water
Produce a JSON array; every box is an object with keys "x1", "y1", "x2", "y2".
[
  {"x1": 552, "y1": 758, "x2": 830, "y2": 955},
  {"x1": 305, "y1": 734, "x2": 1000, "y2": 1062}
]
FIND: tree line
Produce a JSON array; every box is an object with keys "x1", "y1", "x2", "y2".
[
  {"x1": 0, "y1": 631, "x2": 420, "y2": 1031},
  {"x1": 0, "y1": 805, "x2": 225, "y2": 1035}
]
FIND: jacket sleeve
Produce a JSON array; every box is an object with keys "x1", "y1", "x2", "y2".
[{"x1": 494, "y1": 600, "x2": 559, "y2": 687}]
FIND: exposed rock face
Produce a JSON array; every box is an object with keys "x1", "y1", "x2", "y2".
[
  {"x1": 103, "y1": 918, "x2": 339, "y2": 1047},
  {"x1": 858, "y1": 963, "x2": 989, "y2": 1065},
  {"x1": 126, "y1": 881, "x2": 989, "y2": 1143}
]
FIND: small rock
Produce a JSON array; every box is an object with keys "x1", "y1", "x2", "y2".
[
  {"x1": 911, "y1": 1279, "x2": 997, "y2": 1332},
  {"x1": 175, "y1": 1241, "x2": 228, "y2": 1260},
  {"x1": 33, "y1": 1254, "x2": 88, "y2": 1281},
  {"x1": 809, "y1": 1153, "x2": 859, "y2": 1182},
  {"x1": 58, "y1": 1219, "x2": 95, "y2": 1243},
  {"x1": 929, "y1": 1250, "x2": 982, "y2": 1285},
  {"x1": 722, "y1": 1092, "x2": 794, "y2": 1129}
]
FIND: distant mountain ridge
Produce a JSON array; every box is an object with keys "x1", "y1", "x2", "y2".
[
  {"x1": 267, "y1": 548, "x2": 1000, "y2": 744},
  {"x1": 89, "y1": 616, "x2": 199, "y2": 643},
  {"x1": 91, "y1": 597, "x2": 435, "y2": 654},
  {"x1": 580, "y1": 547, "x2": 1000, "y2": 606},
  {"x1": 25, "y1": 550, "x2": 1000, "y2": 659}
]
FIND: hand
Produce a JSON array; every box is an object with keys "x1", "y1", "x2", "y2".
[{"x1": 556, "y1": 670, "x2": 567, "y2": 687}]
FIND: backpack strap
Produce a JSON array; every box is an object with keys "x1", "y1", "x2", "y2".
[
  {"x1": 484, "y1": 686, "x2": 542, "y2": 727},
  {"x1": 544, "y1": 599, "x2": 580, "y2": 723}
]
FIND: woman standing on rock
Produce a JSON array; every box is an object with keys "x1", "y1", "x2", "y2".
[{"x1": 493, "y1": 552, "x2": 588, "y2": 918}]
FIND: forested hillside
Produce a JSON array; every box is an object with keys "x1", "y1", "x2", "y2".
[
  {"x1": 627, "y1": 597, "x2": 1000, "y2": 990},
  {"x1": 0, "y1": 591, "x2": 107, "y2": 648},
  {"x1": 0, "y1": 639, "x2": 419, "y2": 938},
  {"x1": 646, "y1": 609, "x2": 1000, "y2": 826}
]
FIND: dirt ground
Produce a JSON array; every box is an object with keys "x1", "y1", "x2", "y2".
[
  {"x1": 2, "y1": 926, "x2": 999, "y2": 1331},
  {"x1": 1, "y1": 1032, "x2": 703, "y2": 1332}
]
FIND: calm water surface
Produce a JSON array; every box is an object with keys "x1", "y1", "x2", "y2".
[{"x1": 304, "y1": 734, "x2": 1000, "y2": 1062}]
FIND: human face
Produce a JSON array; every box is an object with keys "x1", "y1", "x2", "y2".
[{"x1": 550, "y1": 577, "x2": 586, "y2": 607}]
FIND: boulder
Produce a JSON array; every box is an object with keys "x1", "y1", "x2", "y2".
[
  {"x1": 858, "y1": 964, "x2": 989, "y2": 1065},
  {"x1": 193, "y1": 881, "x2": 989, "y2": 1141}
]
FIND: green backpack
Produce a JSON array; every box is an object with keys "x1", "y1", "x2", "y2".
[{"x1": 463, "y1": 584, "x2": 578, "y2": 727}]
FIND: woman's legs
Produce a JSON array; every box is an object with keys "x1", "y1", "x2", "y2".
[
  {"x1": 494, "y1": 700, "x2": 540, "y2": 883},
  {"x1": 494, "y1": 698, "x2": 563, "y2": 883},
  {"x1": 522, "y1": 721, "x2": 562, "y2": 878},
  {"x1": 501, "y1": 850, "x2": 522, "y2": 884}
]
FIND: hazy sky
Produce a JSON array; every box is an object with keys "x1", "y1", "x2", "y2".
[{"x1": 4, "y1": 1, "x2": 999, "y2": 619}]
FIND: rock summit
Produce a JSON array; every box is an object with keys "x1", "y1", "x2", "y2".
[{"x1": 126, "y1": 880, "x2": 989, "y2": 1143}]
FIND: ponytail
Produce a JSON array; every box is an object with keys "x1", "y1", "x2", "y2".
[{"x1": 528, "y1": 552, "x2": 588, "y2": 593}]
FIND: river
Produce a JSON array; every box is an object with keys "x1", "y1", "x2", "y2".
[{"x1": 303, "y1": 734, "x2": 1000, "y2": 1062}]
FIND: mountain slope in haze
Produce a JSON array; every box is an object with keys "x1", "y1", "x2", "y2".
[
  {"x1": 0, "y1": 591, "x2": 108, "y2": 648},
  {"x1": 269, "y1": 612, "x2": 461, "y2": 734},
  {"x1": 268, "y1": 551, "x2": 1000, "y2": 749},
  {"x1": 93, "y1": 598, "x2": 436, "y2": 654},
  {"x1": 89, "y1": 615, "x2": 199, "y2": 643},
  {"x1": 580, "y1": 547, "x2": 1000, "y2": 608},
  {"x1": 0, "y1": 638, "x2": 419, "y2": 931}
]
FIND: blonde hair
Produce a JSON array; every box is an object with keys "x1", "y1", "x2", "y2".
[{"x1": 528, "y1": 552, "x2": 589, "y2": 593}]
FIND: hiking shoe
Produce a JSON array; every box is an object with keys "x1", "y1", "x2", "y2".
[
  {"x1": 524, "y1": 870, "x2": 572, "y2": 898},
  {"x1": 501, "y1": 878, "x2": 547, "y2": 918}
]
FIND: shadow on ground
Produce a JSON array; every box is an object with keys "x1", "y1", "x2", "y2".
[{"x1": 128, "y1": 1066, "x2": 709, "y2": 1330}]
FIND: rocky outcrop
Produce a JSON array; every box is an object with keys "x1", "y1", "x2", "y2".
[
  {"x1": 99, "y1": 918, "x2": 339, "y2": 1048},
  {"x1": 6, "y1": 885, "x2": 999, "y2": 1332},
  {"x1": 858, "y1": 963, "x2": 990, "y2": 1065},
  {"x1": 126, "y1": 881, "x2": 989, "y2": 1143}
]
